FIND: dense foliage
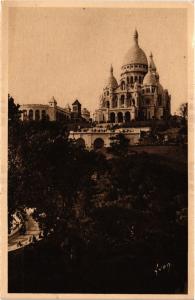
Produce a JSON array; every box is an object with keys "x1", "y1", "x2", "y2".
[{"x1": 8, "y1": 96, "x2": 188, "y2": 293}]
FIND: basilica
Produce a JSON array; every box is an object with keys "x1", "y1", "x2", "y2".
[{"x1": 95, "y1": 29, "x2": 171, "y2": 123}]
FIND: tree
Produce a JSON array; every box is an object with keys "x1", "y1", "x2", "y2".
[
  {"x1": 179, "y1": 103, "x2": 188, "y2": 120},
  {"x1": 8, "y1": 119, "x2": 188, "y2": 293},
  {"x1": 8, "y1": 104, "x2": 108, "y2": 244},
  {"x1": 109, "y1": 133, "x2": 129, "y2": 156},
  {"x1": 8, "y1": 94, "x2": 21, "y2": 122}
]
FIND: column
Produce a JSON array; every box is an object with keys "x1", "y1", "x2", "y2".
[
  {"x1": 124, "y1": 95, "x2": 127, "y2": 108},
  {"x1": 123, "y1": 111, "x2": 126, "y2": 122},
  {"x1": 115, "y1": 113, "x2": 118, "y2": 123},
  {"x1": 107, "y1": 112, "x2": 110, "y2": 122},
  {"x1": 117, "y1": 97, "x2": 120, "y2": 108},
  {"x1": 110, "y1": 97, "x2": 113, "y2": 109}
]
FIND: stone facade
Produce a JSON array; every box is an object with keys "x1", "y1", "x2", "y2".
[
  {"x1": 95, "y1": 30, "x2": 171, "y2": 123},
  {"x1": 20, "y1": 97, "x2": 90, "y2": 122},
  {"x1": 69, "y1": 127, "x2": 150, "y2": 150}
]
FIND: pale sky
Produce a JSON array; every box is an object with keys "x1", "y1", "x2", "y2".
[{"x1": 8, "y1": 7, "x2": 188, "y2": 114}]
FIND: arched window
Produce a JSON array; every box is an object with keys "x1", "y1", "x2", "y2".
[
  {"x1": 110, "y1": 112, "x2": 115, "y2": 123},
  {"x1": 139, "y1": 76, "x2": 142, "y2": 83},
  {"x1": 42, "y1": 110, "x2": 46, "y2": 120},
  {"x1": 135, "y1": 76, "x2": 137, "y2": 82},
  {"x1": 112, "y1": 97, "x2": 117, "y2": 108},
  {"x1": 120, "y1": 95, "x2": 125, "y2": 107},
  {"x1": 158, "y1": 96, "x2": 162, "y2": 106},
  {"x1": 107, "y1": 91, "x2": 109, "y2": 96},
  {"x1": 125, "y1": 111, "x2": 131, "y2": 122},
  {"x1": 35, "y1": 110, "x2": 40, "y2": 121},
  {"x1": 146, "y1": 98, "x2": 150, "y2": 105},
  {"x1": 106, "y1": 101, "x2": 110, "y2": 108},
  {"x1": 121, "y1": 81, "x2": 125, "y2": 90},
  {"x1": 126, "y1": 93, "x2": 131, "y2": 107},
  {"x1": 29, "y1": 109, "x2": 33, "y2": 120},
  {"x1": 117, "y1": 112, "x2": 123, "y2": 123},
  {"x1": 76, "y1": 138, "x2": 85, "y2": 149},
  {"x1": 94, "y1": 138, "x2": 104, "y2": 150},
  {"x1": 127, "y1": 77, "x2": 129, "y2": 84},
  {"x1": 130, "y1": 76, "x2": 133, "y2": 84}
]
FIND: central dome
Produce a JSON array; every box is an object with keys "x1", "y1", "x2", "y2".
[{"x1": 122, "y1": 30, "x2": 148, "y2": 66}]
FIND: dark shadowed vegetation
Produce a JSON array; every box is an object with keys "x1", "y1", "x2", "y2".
[{"x1": 8, "y1": 96, "x2": 188, "y2": 293}]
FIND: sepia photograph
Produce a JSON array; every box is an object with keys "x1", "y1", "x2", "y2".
[{"x1": 1, "y1": 1, "x2": 194, "y2": 298}]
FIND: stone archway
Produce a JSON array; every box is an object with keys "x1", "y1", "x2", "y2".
[
  {"x1": 23, "y1": 110, "x2": 28, "y2": 121},
  {"x1": 35, "y1": 110, "x2": 40, "y2": 121},
  {"x1": 94, "y1": 138, "x2": 104, "y2": 150},
  {"x1": 29, "y1": 109, "x2": 33, "y2": 120},
  {"x1": 42, "y1": 110, "x2": 46, "y2": 120},
  {"x1": 110, "y1": 112, "x2": 115, "y2": 123},
  {"x1": 125, "y1": 111, "x2": 131, "y2": 122},
  {"x1": 76, "y1": 138, "x2": 86, "y2": 148},
  {"x1": 117, "y1": 112, "x2": 123, "y2": 123}
]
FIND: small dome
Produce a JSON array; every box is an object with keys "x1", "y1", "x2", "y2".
[
  {"x1": 122, "y1": 30, "x2": 148, "y2": 66},
  {"x1": 105, "y1": 65, "x2": 118, "y2": 89},
  {"x1": 143, "y1": 65, "x2": 157, "y2": 86},
  {"x1": 105, "y1": 76, "x2": 118, "y2": 89}
]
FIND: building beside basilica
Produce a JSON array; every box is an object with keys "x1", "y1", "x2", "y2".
[
  {"x1": 95, "y1": 30, "x2": 171, "y2": 123},
  {"x1": 20, "y1": 97, "x2": 90, "y2": 122}
]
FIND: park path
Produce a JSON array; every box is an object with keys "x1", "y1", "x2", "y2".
[{"x1": 8, "y1": 215, "x2": 41, "y2": 252}]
